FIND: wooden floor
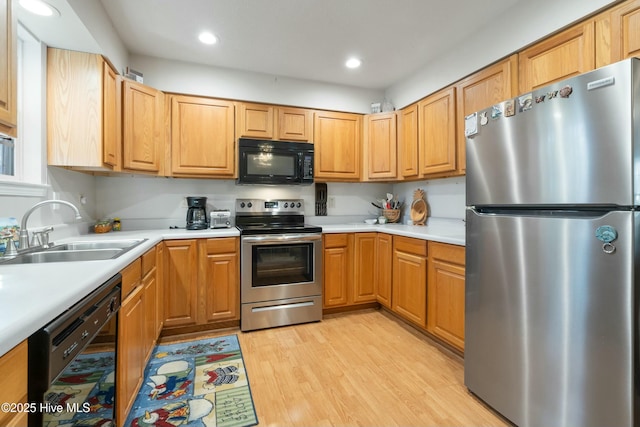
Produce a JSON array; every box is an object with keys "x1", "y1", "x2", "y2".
[{"x1": 162, "y1": 309, "x2": 508, "y2": 427}]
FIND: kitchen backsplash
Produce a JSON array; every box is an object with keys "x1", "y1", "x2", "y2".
[{"x1": 392, "y1": 176, "x2": 465, "y2": 221}]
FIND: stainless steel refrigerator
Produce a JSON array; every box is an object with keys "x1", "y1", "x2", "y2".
[{"x1": 465, "y1": 58, "x2": 640, "y2": 427}]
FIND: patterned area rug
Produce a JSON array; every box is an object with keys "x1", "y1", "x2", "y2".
[{"x1": 125, "y1": 335, "x2": 258, "y2": 427}]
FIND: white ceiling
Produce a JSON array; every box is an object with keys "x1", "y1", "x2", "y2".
[{"x1": 94, "y1": 0, "x2": 523, "y2": 90}]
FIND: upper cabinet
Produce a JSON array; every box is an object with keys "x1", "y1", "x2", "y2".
[
  {"x1": 608, "y1": 0, "x2": 640, "y2": 62},
  {"x1": 363, "y1": 112, "x2": 397, "y2": 180},
  {"x1": 456, "y1": 54, "x2": 518, "y2": 172},
  {"x1": 418, "y1": 86, "x2": 456, "y2": 176},
  {"x1": 237, "y1": 102, "x2": 313, "y2": 142},
  {"x1": 519, "y1": 21, "x2": 595, "y2": 93},
  {"x1": 122, "y1": 80, "x2": 164, "y2": 174},
  {"x1": 47, "y1": 48, "x2": 120, "y2": 171},
  {"x1": 0, "y1": 0, "x2": 16, "y2": 136},
  {"x1": 314, "y1": 110, "x2": 362, "y2": 181},
  {"x1": 398, "y1": 103, "x2": 419, "y2": 179},
  {"x1": 169, "y1": 95, "x2": 235, "y2": 177}
]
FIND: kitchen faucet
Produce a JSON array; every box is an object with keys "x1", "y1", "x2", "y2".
[{"x1": 18, "y1": 200, "x2": 82, "y2": 250}]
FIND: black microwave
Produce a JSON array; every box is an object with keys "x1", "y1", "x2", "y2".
[{"x1": 237, "y1": 138, "x2": 314, "y2": 185}]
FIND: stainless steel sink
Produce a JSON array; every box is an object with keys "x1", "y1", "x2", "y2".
[
  {"x1": 0, "y1": 238, "x2": 147, "y2": 264},
  {"x1": 1, "y1": 249, "x2": 124, "y2": 264}
]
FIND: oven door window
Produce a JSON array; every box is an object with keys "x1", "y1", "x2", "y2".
[{"x1": 252, "y1": 243, "x2": 313, "y2": 286}]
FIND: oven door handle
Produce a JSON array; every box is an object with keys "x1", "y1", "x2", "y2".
[{"x1": 242, "y1": 233, "x2": 322, "y2": 244}]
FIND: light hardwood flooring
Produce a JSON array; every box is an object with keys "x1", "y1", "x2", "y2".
[{"x1": 161, "y1": 309, "x2": 509, "y2": 426}]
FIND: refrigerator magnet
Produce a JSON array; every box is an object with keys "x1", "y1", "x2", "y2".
[
  {"x1": 465, "y1": 112, "x2": 478, "y2": 136},
  {"x1": 480, "y1": 112, "x2": 488, "y2": 126},
  {"x1": 518, "y1": 94, "x2": 533, "y2": 112},
  {"x1": 491, "y1": 104, "x2": 503, "y2": 119},
  {"x1": 504, "y1": 99, "x2": 515, "y2": 117}
]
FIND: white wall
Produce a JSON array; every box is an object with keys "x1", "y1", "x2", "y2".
[
  {"x1": 95, "y1": 175, "x2": 392, "y2": 229},
  {"x1": 393, "y1": 177, "x2": 466, "y2": 222},
  {"x1": 386, "y1": 0, "x2": 618, "y2": 109},
  {"x1": 129, "y1": 55, "x2": 383, "y2": 114}
]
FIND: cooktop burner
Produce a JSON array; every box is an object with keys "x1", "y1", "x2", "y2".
[{"x1": 235, "y1": 198, "x2": 322, "y2": 235}]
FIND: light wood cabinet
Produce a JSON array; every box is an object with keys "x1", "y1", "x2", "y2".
[
  {"x1": 323, "y1": 233, "x2": 352, "y2": 308},
  {"x1": 375, "y1": 233, "x2": 393, "y2": 308},
  {"x1": 609, "y1": 0, "x2": 640, "y2": 62},
  {"x1": 392, "y1": 236, "x2": 427, "y2": 327},
  {"x1": 142, "y1": 246, "x2": 158, "y2": 361},
  {"x1": 398, "y1": 103, "x2": 419, "y2": 179},
  {"x1": 170, "y1": 95, "x2": 235, "y2": 177},
  {"x1": 0, "y1": 340, "x2": 27, "y2": 427},
  {"x1": 0, "y1": 0, "x2": 16, "y2": 136},
  {"x1": 364, "y1": 113, "x2": 397, "y2": 180},
  {"x1": 427, "y1": 242, "x2": 465, "y2": 352},
  {"x1": 155, "y1": 242, "x2": 165, "y2": 336},
  {"x1": 418, "y1": 86, "x2": 456, "y2": 176},
  {"x1": 117, "y1": 284, "x2": 144, "y2": 427},
  {"x1": 314, "y1": 111, "x2": 362, "y2": 180},
  {"x1": 122, "y1": 79, "x2": 163, "y2": 173},
  {"x1": 237, "y1": 102, "x2": 274, "y2": 139},
  {"x1": 199, "y1": 237, "x2": 240, "y2": 323},
  {"x1": 278, "y1": 106, "x2": 313, "y2": 141},
  {"x1": 163, "y1": 239, "x2": 199, "y2": 327},
  {"x1": 456, "y1": 54, "x2": 518, "y2": 173},
  {"x1": 47, "y1": 48, "x2": 120, "y2": 170},
  {"x1": 353, "y1": 233, "x2": 378, "y2": 303},
  {"x1": 519, "y1": 21, "x2": 595, "y2": 94}
]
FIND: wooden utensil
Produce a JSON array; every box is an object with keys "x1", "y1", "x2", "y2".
[{"x1": 410, "y1": 189, "x2": 427, "y2": 226}]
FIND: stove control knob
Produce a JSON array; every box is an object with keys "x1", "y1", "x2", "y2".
[
  {"x1": 284, "y1": 203, "x2": 289, "y2": 208},
  {"x1": 296, "y1": 202, "x2": 302, "y2": 208},
  {"x1": 247, "y1": 202, "x2": 253, "y2": 208},
  {"x1": 240, "y1": 202, "x2": 245, "y2": 208}
]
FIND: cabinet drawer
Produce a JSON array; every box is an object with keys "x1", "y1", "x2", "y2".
[
  {"x1": 429, "y1": 241, "x2": 465, "y2": 265},
  {"x1": 141, "y1": 246, "x2": 157, "y2": 277},
  {"x1": 121, "y1": 258, "x2": 142, "y2": 298},
  {"x1": 0, "y1": 341, "x2": 27, "y2": 427},
  {"x1": 324, "y1": 233, "x2": 349, "y2": 248},
  {"x1": 204, "y1": 237, "x2": 237, "y2": 254},
  {"x1": 393, "y1": 235, "x2": 427, "y2": 257}
]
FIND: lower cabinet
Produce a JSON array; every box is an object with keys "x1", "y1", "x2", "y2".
[
  {"x1": 392, "y1": 236, "x2": 428, "y2": 327},
  {"x1": 375, "y1": 233, "x2": 392, "y2": 308},
  {"x1": 426, "y1": 241, "x2": 466, "y2": 351},
  {"x1": 163, "y1": 237, "x2": 240, "y2": 332},
  {"x1": 322, "y1": 233, "x2": 379, "y2": 309},
  {"x1": 0, "y1": 340, "x2": 27, "y2": 427}
]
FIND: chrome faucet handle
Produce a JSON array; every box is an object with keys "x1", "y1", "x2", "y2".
[{"x1": 32, "y1": 226, "x2": 54, "y2": 249}]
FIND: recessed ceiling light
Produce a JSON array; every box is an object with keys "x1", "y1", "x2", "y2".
[
  {"x1": 345, "y1": 58, "x2": 362, "y2": 69},
  {"x1": 19, "y1": 0, "x2": 59, "y2": 17},
  {"x1": 198, "y1": 32, "x2": 218, "y2": 45}
]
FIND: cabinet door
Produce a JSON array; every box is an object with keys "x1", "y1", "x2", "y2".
[
  {"x1": 116, "y1": 285, "x2": 145, "y2": 427},
  {"x1": 122, "y1": 80, "x2": 162, "y2": 172},
  {"x1": 419, "y1": 86, "x2": 456, "y2": 176},
  {"x1": 427, "y1": 242, "x2": 465, "y2": 351},
  {"x1": 163, "y1": 240, "x2": 198, "y2": 327},
  {"x1": 314, "y1": 111, "x2": 362, "y2": 180},
  {"x1": 392, "y1": 236, "x2": 427, "y2": 327},
  {"x1": 102, "y1": 61, "x2": 119, "y2": 167},
  {"x1": 610, "y1": 0, "x2": 640, "y2": 62},
  {"x1": 155, "y1": 242, "x2": 165, "y2": 335},
  {"x1": 323, "y1": 234, "x2": 352, "y2": 307},
  {"x1": 364, "y1": 113, "x2": 397, "y2": 180},
  {"x1": 200, "y1": 238, "x2": 239, "y2": 323},
  {"x1": 376, "y1": 233, "x2": 392, "y2": 308},
  {"x1": 399, "y1": 103, "x2": 419, "y2": 179},
  {"x1": 0, "y1": 0, "x2": 16, "y2": 134},
  {"x1": 143, "y1": 266, "x2": 158, "y2": 361},
  {"x1": 456, "y1": 55, "x2": 518, "y2": 173},
  {"x1": 278, "y1": 107, "x2": 313, "y2": 141},
  {"x1": 237, "y1": 102, "x2": 274, "y2": 139},
  {"x1": 519, "y1": 21, "x2": 595, "y2": 93},
  {"x1": 353, "y1": 233, "x2": 378, "y2": 303},
  {"x1": 0, "y1": 340, "x2": 26, "y2": 427},
  {"x1": 171, "y1": 95, "x2": 235, "y2": 176}
]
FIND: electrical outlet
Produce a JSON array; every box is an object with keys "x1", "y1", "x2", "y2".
[{"x1": 328, "y1": 197, "x2": 336, "y2": 208}]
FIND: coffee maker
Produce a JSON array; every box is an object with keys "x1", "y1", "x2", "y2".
[{"x1": 186, "y1": 196, "x2": 208, "y2": 230}]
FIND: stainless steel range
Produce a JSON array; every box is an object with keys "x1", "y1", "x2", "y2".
[{"x1": 236, "y1": 198, "x2": 322, "y2": 332}]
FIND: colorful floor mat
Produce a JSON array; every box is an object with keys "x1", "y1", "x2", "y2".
[{"x1": 125, "y1": 335, "x2": 258, "y2": 427}]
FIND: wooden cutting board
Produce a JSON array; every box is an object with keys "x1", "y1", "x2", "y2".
[{"x1": 410, "y1": 189, "x2": 427, "y2": 225}]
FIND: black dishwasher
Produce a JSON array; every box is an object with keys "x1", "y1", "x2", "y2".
[{"x1": 27, "y1": 273, "x2": 121, "y2": 427}]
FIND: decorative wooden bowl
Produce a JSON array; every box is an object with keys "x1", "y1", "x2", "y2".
[
  {"x1": 410, "y1": 189, "x2": 428, "y2": 226},
  {"x1": 383, "y1": 209, "x2": 401, "y2": 223}
]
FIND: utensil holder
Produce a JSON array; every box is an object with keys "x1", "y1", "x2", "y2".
[{"x1": 383, "y1": 209, "x2": 401, "y2": 223}]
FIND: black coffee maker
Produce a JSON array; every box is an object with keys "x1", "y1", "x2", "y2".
[{"x1": 186, "y1": 196, "x2": 208, "y2": 230}]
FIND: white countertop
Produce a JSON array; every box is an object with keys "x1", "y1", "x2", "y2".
[{"x1": 0, "y1": 220, "x2": 464, "y2": 358}]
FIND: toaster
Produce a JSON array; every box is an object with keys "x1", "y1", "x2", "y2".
[{"x1": 210, "y1": 210, "x2": 232, "y2": 228}]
